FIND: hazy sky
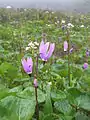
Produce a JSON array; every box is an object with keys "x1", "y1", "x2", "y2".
[
  {"x1": 0, "y1": 0, "x2": 82, "y2": 3},
  {"x1": 0, "y1": 0, "x2": 89, "y2": 12},
  {"x1": 0, "y1": 0, "x2": 82, "y2": 6}
]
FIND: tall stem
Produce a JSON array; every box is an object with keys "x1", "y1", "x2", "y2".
[
  {"x1": 34, "y1": 55, "x2": 39, "y2": 120},
  {"x1": 67, "y1": 30, "x2": 71, "y2": 86},
  {"x1": 35, "y1": 84, "x2": 39, "y2": 120},
  {"x1": 36, "y1": 55, "x2": 39, "y2": 76}
]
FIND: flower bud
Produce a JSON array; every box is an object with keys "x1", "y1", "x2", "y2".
[{"x1": 34, "y1": 78, "x2": 38, "y2": 88}]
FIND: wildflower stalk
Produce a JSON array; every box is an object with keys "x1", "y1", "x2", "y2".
[
  {"x1": 41, "y1": 60, "x2": 45, "y2": 91},
  {"x1": 34, "y1": 75, "x2": 39, "y2": 120},
  {"x1": 36, "y1": 55, "x2": 39, "y2": 76},
  {"x1": 41, "y1": 81, "x2": 44, "y2": 91},
  {"x1": 34, "y1": 55, "x2": 39, "y2": 120},
  {"x1": 42, "y1": 33, "x2": 46, "y2": 42},
  {"x1": 43, "y1": 61, "x2": 46, "y2": 65},
  {"x1": 85, "y1": 50, "x2": 88, "y2": 63},
  {"x1": 32, "y1": 49, "x2": 36, "y2": 76},
  {"x1": 67, "y1": 29, "x2": 71, "y2": 86}
]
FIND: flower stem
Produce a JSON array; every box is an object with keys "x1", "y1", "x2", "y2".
[
  {"x1": 67, "y1": 30, "x2": 71, "y2": 86},
  {"x1": 41, "y1": 81, "x2": 44, "y2": 91},
  {"x1": 36, "y1": 55, "x2": 39, "y2": 76},
  {"x1": 34, "y1": 55, "x2": 39, "y2": 120},
  {"x1": 43, "y1": 61, "x2": 46, "y2": 65},
  {"x1": 35, "y1": 85, "x2": 39, "y2": 120}
]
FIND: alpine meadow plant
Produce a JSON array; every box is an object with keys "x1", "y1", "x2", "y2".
[
  {"x1": 21, "y1": 39, "x2": 55, "y2": 120},
  {"x1": 21, "y1": 57, "x2": 39, "y2": 120}
]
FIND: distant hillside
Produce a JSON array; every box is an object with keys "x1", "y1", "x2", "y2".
[{"x1": 0, "y1": 0, "x2": 90, "y2": 13}]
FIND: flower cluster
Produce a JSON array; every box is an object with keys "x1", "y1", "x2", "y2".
[
  {"x1": 22, "y1": 40, "x2": 55, "y2": 75},
  {"x1": 25, "y1": 41, "x2": 39, "y2": 51}
]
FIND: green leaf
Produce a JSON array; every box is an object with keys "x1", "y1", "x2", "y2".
[
  {"x1": 17, "y1": 86, "x2": 45, "y2": 103},
  {"x1": 9, "y1": 86, "x2": 23, "y2": 93},
  {"x1": 67, "y1": 88, "x2": 81, "y2": 98},
  {"x1": 67, "y1": 88, "x2": 90, "y2": 111},
  {"x1": 0, "y1": 84, "x2": 20, "y2": 100},
  {"x1": 76, "y1": 95, "x2": 90, "y2": 111},
  {"x1": 43, "y1": 85, "x2": 53, "y2": 120},
  {"x1": 0, "y1": 62, "x2": 18, "y2": 79},
  {"x1": 54, "y1": 100, "x2": 72, "y2": 115},
  {"x1": 0, "y1": 96, "x2": 35, "y2": 120},
  {"x1": 75, "y1": 112, "x2": 89, "y2": 120},
  {"x1": 72, "y1": 65, "x2": 83, "y2": 78},
  {"x1": 51, "y1": 90, "x2": 66, "y2": 101},
  {"x1": 39, "y1": 111, "x2": 44, "y2": 120},
  {"x1": 0, "y1": 45, "x2": 4, "y2": 52},
  {"x1": 13, "y1": 78, "x2": 30, "y2": 82},
  {"x1": 58, "y1": 114, "x2": 73, "y2": 120},
  {"x1": 0, "y1": 89, "x2": 9, "y2": 100}
]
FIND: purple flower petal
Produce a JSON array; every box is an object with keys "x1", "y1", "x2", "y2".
[
  {"x1": 40, "y1": 53, "x2": 46, "y2": 61},
  {"x1": 69, "y1": 48, "x2": 73, "y2": 53},
  {"x1": 39, "y1": 40, "x2": 55, "y2": 61},
  {"x1": 46, "y1": 43, "x2": 55, "y2": 60},
  {"x1": 39, "y1": 40, "x2": 45, "y2": 54},
  {"x1": 44, "y1": 42, "x2": 49, "y2": 53},
  {"x1": 21, "y1": 58, "x2": 33, "y2": 74},
  {"x1": 86, "y1": 51, "x2": 89, "y2": 57},
  {"x1": 83, "y1": 63, "x2": 88, "y2": 69},
  {"x1": 64, "y1": 41, "x2": 68, "y2": 52},
  {"x1": 27, "y1": 58, "x2": 33, "y2": 68},
  {"x1": 21, "y1": 59, "x2": 28, "y2": 73}
]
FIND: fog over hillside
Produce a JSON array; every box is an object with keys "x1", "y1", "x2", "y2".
[{"x1": 0, "y1": 0, "x2": 90, "y2": 13}]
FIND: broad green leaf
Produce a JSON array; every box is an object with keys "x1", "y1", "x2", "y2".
[
  {"x1": 9, "y1": 86, "x2": 23, "y2": 93},
  {"x1": 0, "y1": 89, "x2": 9, "y2": 100},
  {"x1": 17, "y1": 86, "x2": 45, "y2": 103},
  {"x1": 13, "y1": 78, "x2": 30, "y2": 82},
  {"x1": 0, "y1": 62, "x2": 18, "y2": 79},
  {"x1": 0, "y1": 96, "x2": 35, "y2": 120},
  {"x1": 39, "y1": 111, "x2": 44, "y2": 120},
  {"x1": 75, "y1": 112, "x2": 89, "y2": 120},
  {"x1": 43, "y1": 85, "x2": 53, "y2": 120},
  {"x1": 67, "y1": 88, "x2": 81, "y2": 98},
  {"x1": 0, "y1": 85, "x2": 23, "y2": 100},
  {"x1": 72, "y1": 65, "x2": 83, "y2": 78},
  {"x1": 51, "y1": 90, "x2": 66, "y2": 101},
  {"x1": 58, "y1": 115, "x2": 73, "y2": 120},
  {"x1": 76, "y1": 95, "x2": 90, "y2": 111},
  {"x1": 54, "y1": 100, "x2": 72, "y2": 115}
]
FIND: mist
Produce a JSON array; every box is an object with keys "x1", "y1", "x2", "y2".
[{"x1": 0, "y1": 0, "x2": 90, "y2": 13}]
